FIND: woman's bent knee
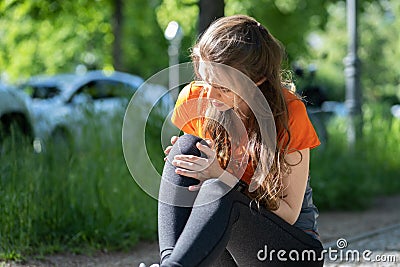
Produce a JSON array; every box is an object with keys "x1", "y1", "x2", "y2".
[
  {"x1": 159, "y1": 135, "x2": 205, "y2": 206},
  {"x1": 167, "y1": 134, "x2": 204, "y2": 159}
]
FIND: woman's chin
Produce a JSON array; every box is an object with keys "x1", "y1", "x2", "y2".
[{"x1": 215, "y1": 106, "x2": 232, "y2": 112}]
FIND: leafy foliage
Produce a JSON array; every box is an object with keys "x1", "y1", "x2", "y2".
[
  {"x1": 156, "y1": 0, "x2": 200, "y2": 63},
  {"x1": 311, "y1": 104, "x2": 400, "y2": 210},
  {"x1": 225, "y1": 0, "x2": 336, "y2": 60},
  {"x1": 1, "y1": 0, "x2": 342, "y2": 82},
  {"x1": 2, "y1": 0, "x2": 399, "y2": 102},
  {"x1": 0, "y1": 0, "x2": 114, "y2": 81},
  {"x1": 359, "y1": 0, "x2": 400, "y2": 103},
  {"x1": 302, "y1": 0, "x2": 400, "y2": 103},
  {"x1": 122, "y1": 0, "x2": 169, "y2": 77},
  {"x1": 0, "y1": 0, "x2": 169, "y2": 81}
]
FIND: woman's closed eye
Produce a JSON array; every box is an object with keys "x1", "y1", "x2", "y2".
[{"x1": 213, "y1": 85, "x2": 231, "y2": 93}]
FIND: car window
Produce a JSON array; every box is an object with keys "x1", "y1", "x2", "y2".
[
  {"x1": 77, "y1": 80, "x2": 134, "y2": 100},
  {"x1": 26, "y1": 85, "x2": 62, "y2": 99}
]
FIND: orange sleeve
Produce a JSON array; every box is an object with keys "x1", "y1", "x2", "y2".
[
  {"x1": 285, "y1": 91, "x2": 321, "y2": 152},
  {"x1": 171, "y1": 82, "x2": 207, "y2": 137}
]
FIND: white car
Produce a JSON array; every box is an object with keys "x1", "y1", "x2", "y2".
[
  {"x1": 20, "y1": 70, "x2": 173, "y2": 151},
  {"x1": 0, "y1": 82, "x2": 34, "y2": 146}
]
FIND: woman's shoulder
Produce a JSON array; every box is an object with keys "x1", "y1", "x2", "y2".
[
  {"x1": 174, "y1": 81, "x2": 205, "y2": 110},
  {"x1": 172, "y1": 81, "x2": 207, "y2": 136},
  {"x1": 281, "y1": 87, "x2": 321, "y2": 150},
  {"x1": 282, "y1": 87, "x2": 305, "y2": 111},
  {"x1": 179, "y1": 81, "x2": 205, "y2": 100}
]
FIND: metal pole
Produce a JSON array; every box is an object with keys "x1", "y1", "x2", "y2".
[
  {"x1": 165, "y1": 22, "x2": 183, "y2": 102},
  {"x1": 168, "y1": 41, "x2": 180, "y2": 102},
  {"x1": 344, "y1": 0, "x2": 362, "y2": 148}
]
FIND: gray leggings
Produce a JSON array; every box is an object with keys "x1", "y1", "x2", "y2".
[{"x1": 158, "y1": 134, "x2": 324, "y2": 267}]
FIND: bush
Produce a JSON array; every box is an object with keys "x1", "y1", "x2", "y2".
[{"x1": 310, "y1": 104, "x2": 400, "y2": 210}]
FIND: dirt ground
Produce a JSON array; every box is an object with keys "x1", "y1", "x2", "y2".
[{"x1": 2, "y1": 194, "x2": 400, "y2": 267}]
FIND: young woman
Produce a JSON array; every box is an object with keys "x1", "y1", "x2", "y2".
[{"x1": 146, "y1": 15, "x2": 324, "y2": 267}]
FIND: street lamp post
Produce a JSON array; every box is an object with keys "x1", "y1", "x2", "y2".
[
  {"x1": 164, "y1": 21, "x2": 183, "y2": 102},
  {"x1": 344, "y1": 0, "x2": 362, "y2": 149}
]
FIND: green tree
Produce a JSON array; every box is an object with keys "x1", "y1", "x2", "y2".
[
  {"x1": 305, "y1": 0, "x2": 400, "y2": 102},
  {"x1": 156, "y1": 0, "x2": 199, "y2": 63},
  {"x1": 198, "y1": 0, "x2": 224, "y2": 34},
  {"x1": 156, "y1": 0, "x2": 341, "y2": 65},
  {"x1": 121, "y1": 0, "x2": 169, "y2": 78},
  {"x1": 225, "y1": 0, "x2": 337, "y2": 60},
  {"x1": 112, "y1": 0, "x2": 124, "y2": 71},
  {"x1": 359, "y1": 0, "x2": 400, "y2": 102},
  {"x1": 0, "y1": 0, "x2": 169, "y2": 81},
  {"x1": 0, "y1": 0, "x2": 114, "y2": 81}
]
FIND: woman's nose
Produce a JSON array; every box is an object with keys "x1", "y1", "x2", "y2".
[{"x1": 207, "y1": 86, "x2": 220, "y2": 100}]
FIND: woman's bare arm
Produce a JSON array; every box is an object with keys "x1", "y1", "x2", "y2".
[{"x1": 271, "y1": 148, "x2": 310, "y2": 225}]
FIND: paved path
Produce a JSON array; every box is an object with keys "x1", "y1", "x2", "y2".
[
  {"x1": 318, "y1": 195, "x2": 400, "y2": 244},
  {"x1": 323, "y1": 224, "x2": 400, "y2": 266},
  {"x1": 318, "y1": 194, "x2": 400, "y2": 266}
]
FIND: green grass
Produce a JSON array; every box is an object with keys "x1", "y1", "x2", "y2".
[
  {"x1": 310, "y1": 103, "x2": 400, "y2": 210},
  {"x1": 0, "y1": 113, "x2": 160, "y2": 259}
]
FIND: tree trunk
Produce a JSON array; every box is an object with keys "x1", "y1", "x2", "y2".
[
  {"x1": 112, "y1": 0, "x2": 123, "y2": 70},
  {"x1": 198, "y1": 0, "x2": 224, "y2": 35}
]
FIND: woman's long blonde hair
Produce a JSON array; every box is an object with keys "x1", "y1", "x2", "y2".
[{"x1": 192, "y1": 15, "x2": 293, "y2": 210}]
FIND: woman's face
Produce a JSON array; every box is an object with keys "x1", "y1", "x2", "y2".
[
  {"x1": 198, "y1": 61, "x2": 248, "y2": 113},
  {"x1": 205, "y1": 83, "x2": 235, "y2": 111}
]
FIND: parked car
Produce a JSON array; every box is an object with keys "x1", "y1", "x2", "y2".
[
  {"x1": 0, "y1": 82, "x2": 34, "y2": 147},
  {"x1": 19, "y1": 70, "x2": 173, "y2": 151}
]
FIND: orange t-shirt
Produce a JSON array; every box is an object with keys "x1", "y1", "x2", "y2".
[{"x1": 171, "y1": 81, "x2": 320, "y2": 184}]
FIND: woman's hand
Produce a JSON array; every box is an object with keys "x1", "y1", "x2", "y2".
[
  {"x1": 164, "y1": 135, "x2": 179, "y2": 161},
  {"x1": 172, "y1": 140, "x2": 225, "y2": 191}
]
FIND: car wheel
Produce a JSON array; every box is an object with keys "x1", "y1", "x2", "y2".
[{"x1": 0, "y1": 113, "x2": 33, "y2": 152}]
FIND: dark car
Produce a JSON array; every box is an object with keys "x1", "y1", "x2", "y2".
[{"x1": 0, "y1": 82, "x2": 33, "y2": 148}]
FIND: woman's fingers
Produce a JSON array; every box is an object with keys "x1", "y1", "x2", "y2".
[
  {"x1": 175, "y1": 168, "x2": 205, "y2": 180},
  {"x1": 164, "y1": 146, "x2": 172, "y2": 161},
  {"x1": 205, "y1": 139, "x2": 213, "y2": 146},
  {"x1": 172, "y1": 158, "x2": 208, "y2": 171},
  {"x1": 188, "y1": 181, "x2": 203, "y2": 191},
  {"x1": 163, "y1": 136, "x2": 179, "y2": 160},
  {"x1": 171, "y1": 135, "x2": 179, "y2": 145},
  {"x1": 196, "y1": 142, "x2": 215, "y2": 158},
  {"x1": 171, "y1": 139, "x2": 224, "y2": 186},
  {"x1": 164, "y1": 145, "x2": 173, "y2": 155},
  {"x1": 173, "y1": 155, "x2": 205, "y2": 163}
]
